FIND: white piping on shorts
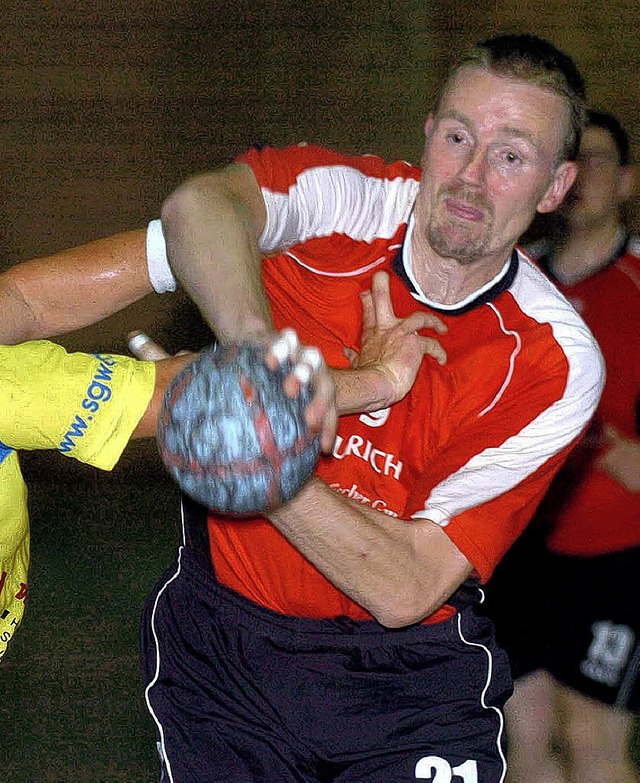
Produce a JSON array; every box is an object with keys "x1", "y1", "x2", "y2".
[
  {"x1": 456, "y1": 612, "x2": 508, "y2": 782},
  {"x1": 615, "y1": 638, "x2": 640, "y2": 710},
  {"x1": 143, "y1": 505, "x2": 188, "y2": 783}
]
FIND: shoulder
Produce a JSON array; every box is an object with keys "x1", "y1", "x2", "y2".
[
  {"x1": 512, "y1": 248, "x2": 571, "y2": 314},
  {"x1": 511, "y1": 249, "x2": 604, "y2": 378},
  {"x1": 236, "y1": 143, "x2": 420, "y2": 188}
]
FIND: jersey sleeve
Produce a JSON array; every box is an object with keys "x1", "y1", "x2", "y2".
[
  {"x1": 0, "y1": 341, "x2": 156, "y2": 470},
  {"x1": 407, "y1": 280, "x2": 605, "y2": 582},
  {"x1": 236, "y1": 144, "x2": 419, "y2": 257}
]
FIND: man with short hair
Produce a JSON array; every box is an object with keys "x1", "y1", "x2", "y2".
[{"x1": 0, "y1": 34, "x2": 604, "y2": 782}]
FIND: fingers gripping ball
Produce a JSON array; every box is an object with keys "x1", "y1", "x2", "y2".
[{"x1": 157, "y1": 343, "x2": 321, "y2": 516}]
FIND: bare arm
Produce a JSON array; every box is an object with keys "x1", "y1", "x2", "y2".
[
  {"x1": 0, "y1": 229, "x2": 152, "y2": 344},
  {"x1": 270, "y1": 478, "x2": 473, "y2": 627},
  {"x1": 161, "y1": 163, "x2": 272, "y2": 343},
  {"x1": 131, "y1": 351, "x2": 194, "y2": 439},
  {"x1": 596, "y1": 424, "x2": 640, "y2": 492}
]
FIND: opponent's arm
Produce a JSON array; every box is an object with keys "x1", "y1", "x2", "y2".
[
  {"x1": 131, "y1": 353, "x2": 194, "y2": 439},
  {"x1": 0, "y1": 340, "x2": 190, "y2": 467},
  {"x1": 0, "y1": 229, "x2": 153, "y2": 344},
  {"x1": 127, "y1": 331, "x2": 194, "y2": 439}
]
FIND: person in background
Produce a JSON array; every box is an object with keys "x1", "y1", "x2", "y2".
[{"x1": 485, "y1": 109, "x2": 640, "y2": 783}]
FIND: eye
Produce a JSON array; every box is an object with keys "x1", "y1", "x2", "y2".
[
  {"x1": 492, "y1": 147, "x2": 524, "y2": 171},
  {"x1": 502, "y1": 150, "x2": 521, "y2": 164},
  {"x1": 446, "y1": 131, "x2": 467, "y2": 145}
]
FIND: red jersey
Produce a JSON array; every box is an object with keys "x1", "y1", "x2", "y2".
[
  {"x1": 528, "y1": 232, "x2": 640, "y2": 555},
  {"x1": 194, "y1": 144, "x2": 604, "y2": 621}
]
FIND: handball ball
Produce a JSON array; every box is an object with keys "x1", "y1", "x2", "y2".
[{"x1": 157, "y1": 342, "x2": 321, "y2": 516}]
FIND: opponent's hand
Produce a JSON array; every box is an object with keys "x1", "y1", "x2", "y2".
[
  {"x1": 127, "y1": 331, "x2": 174, "y2": 360},
  {"x1": 596, "y1": 424, "x2": 640, "y2": 493},
  {"x1": 262, "y1": 329, "x2": 337, "y2": 455},
  {"x1": 349, "y1": 271, "x2": 447, "y2": 408},
  {"x1": 127, "y1": 331, "x2": 195, "y2": 360}
]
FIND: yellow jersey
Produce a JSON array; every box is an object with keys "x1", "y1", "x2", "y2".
[{"x1": 0, "y1": 340, "x2": 155, "y2": 660}]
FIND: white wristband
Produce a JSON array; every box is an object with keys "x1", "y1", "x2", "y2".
[{"x1": 146, "y1": 219, "x2": 177, "y2": 293}]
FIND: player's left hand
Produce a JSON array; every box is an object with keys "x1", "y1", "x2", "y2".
[
  {"x1": 348, "y1": 270, "x2": 448, "y2": 407},
  {"x1": 596, "y1": 424, "x2": 640, "y2": 493}
]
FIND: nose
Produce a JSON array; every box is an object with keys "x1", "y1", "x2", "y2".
[{"x1": 458, "y1": 147, "x2": 487, "y2": 186}]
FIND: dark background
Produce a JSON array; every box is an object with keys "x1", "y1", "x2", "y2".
[{"x1": 1, "y1": 3, "x2": 639, "y2": 781}]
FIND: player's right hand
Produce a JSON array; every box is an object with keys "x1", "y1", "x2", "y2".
[{"x1": 265, "y1": 328, "x2": 337, "y2": 455}]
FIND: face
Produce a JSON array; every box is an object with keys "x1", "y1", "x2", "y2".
[
  {"x1": 417, "y1": 67, "x2": 577, "y2": 266},
  {"x1": 564, "y1": 126, "x2": 629, "y2": 230}
]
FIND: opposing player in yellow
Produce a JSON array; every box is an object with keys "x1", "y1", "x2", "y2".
[
  {"x1": 0, "y1": 338, "x2": 189, "y2": 660},
  {"x1": 0, "y1": 329, "x2": 330, "y2": 662}
]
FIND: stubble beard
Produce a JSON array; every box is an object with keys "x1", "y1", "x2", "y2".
[{"x1": 426, "y1": 194, "x2": 495, "y2": 266}]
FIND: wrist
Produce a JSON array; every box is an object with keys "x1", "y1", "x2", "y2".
[
  {"x1": 333, "y1": 366, "x2": 392, "y2": 416},
  {"x1": 214, "y1": 316, "x2": 274, "y2": 346}
]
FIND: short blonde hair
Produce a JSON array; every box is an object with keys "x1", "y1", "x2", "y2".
[{"x1": 437, "y1": 34, "x2": 587, "y2": 163}]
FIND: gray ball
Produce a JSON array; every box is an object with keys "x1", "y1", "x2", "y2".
[{"x1": 157, "y1": 342, "x2": 321, "y2": 516}]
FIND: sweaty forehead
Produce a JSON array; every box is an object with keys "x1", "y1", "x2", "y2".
[{"x1": 439, "y1": 67, "x2": 566, "y2": 144}]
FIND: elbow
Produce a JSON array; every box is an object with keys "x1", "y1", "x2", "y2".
[
  {"x1": 0, "y1": 273, "x2": 39, "y2": 343},
  {"x1": 369, "y1": 591, "x2": 442, "y2": 629},
  {"x1": 161, "y1": 174, "x2": 219, "y2": 233}
]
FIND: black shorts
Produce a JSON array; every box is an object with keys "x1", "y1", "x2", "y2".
[
  {"x1": 483, "y1": 528, "x2": 640, "y2": 713},
  {"x1": 140, "y1": 549, "x2": 512, "y2": 782}
]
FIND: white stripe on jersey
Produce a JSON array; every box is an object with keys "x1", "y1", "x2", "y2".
[
  {"x1": 259, "y1": 165, "x2": 419, "y2": 252},
  {"x1": 416, "y1": 253, "x2": 605, "y2": 527},
  {"x1": 478, "y1": 303, "x2": 522, "y2": 418}
]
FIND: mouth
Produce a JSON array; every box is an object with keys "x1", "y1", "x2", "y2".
[{"x1": 444, "y1": 197, "x2": 485, "y2": 222}]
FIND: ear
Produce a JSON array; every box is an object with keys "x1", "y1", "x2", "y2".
[
  {"x1": 536, "y1": 161, "x2": 579, "y2": 215},
  {"x1": 424, "y1": 114, "x2": 435, "y2": 138},
  {"x1": 618, "y1": 164, "x2": 636, "y2": 202}
]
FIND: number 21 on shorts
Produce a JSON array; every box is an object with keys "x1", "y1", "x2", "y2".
[{"x1": 415, "y1": 756, "x2": 478, "y2": 782}]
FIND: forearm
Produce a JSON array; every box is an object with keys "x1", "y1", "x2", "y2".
[
  {"x1": 331, "y1": 366, "x2": 396, "y2": 416},
  {"x1": 0, "y1": 229, "x2": 152, "y2": 344},
  {"x1": 269, "y1": 477, "x2": 473, "y2": 627},
  {"x1": 161, "y1": 166, "x2": 273, "y2": 344},
  {"x1": 131, "y1": 352, "x2": 195, "y2": 439}
]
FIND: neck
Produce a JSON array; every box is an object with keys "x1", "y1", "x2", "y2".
[{"x1": 409, "y1": 211, "x2": 512, "y2": 305}]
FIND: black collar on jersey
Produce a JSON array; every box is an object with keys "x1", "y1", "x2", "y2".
[
  {"x1": 537, "y1": 226, "x2": 631, "y2": 281},
  {"x1": 391, "y1": 244, "x2": 520, "y2": 316}
]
